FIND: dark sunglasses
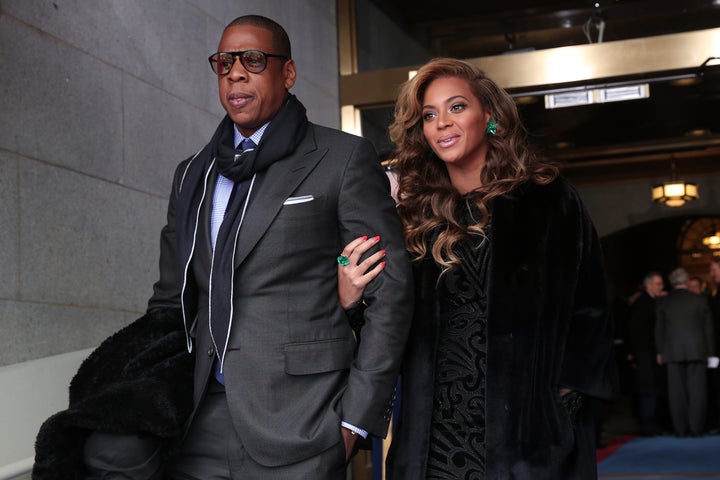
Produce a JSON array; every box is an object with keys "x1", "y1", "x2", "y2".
[{"x1": 208, "y1": 50, "x2": 288, "y2": 75}]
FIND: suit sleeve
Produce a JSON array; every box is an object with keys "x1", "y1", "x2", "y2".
[
  {"x1": 336, "y1": 138, "x2": 414, "y2": 438},
  {"x1": 655, "y1": 301, "x2": 666, "y2": 358},
  {"x1": 704, "y1": 300, "x2": 715, "y2": 356},
  {"x1": 147, "y1": 162, "x2": 185, "y2": 313}
]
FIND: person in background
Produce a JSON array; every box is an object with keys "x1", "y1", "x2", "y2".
[
  {"x1": 625, "y1": 271, "x2": 665, "y2": 436},
  {"x1": 338, "y1": 57, "x2": 617, "y2": 479},
  {"x1": 688, "y1": 275, "x2": 706, "y2": 295},
  {"x1": 710, "y1": 260, "x2": 720, "y2": 315},
  {"x1": 655, "y1": 267, "x2": 715, "y2": 437}
]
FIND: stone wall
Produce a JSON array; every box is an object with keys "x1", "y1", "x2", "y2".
[{"x1": 0, "y1": 0, "x2": 339, "y2": 366}]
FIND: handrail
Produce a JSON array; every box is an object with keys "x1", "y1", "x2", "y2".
[
  {"x1": 0, "y1": 349, "x2": 93, "y2": 480},
  {"x1": 0, "y1": 457, "x2": 32, "y2": 480}
]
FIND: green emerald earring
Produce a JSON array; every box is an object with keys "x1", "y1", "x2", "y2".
[{"x1": 486, "y1": 117, "x2": 498, "y2": 135}]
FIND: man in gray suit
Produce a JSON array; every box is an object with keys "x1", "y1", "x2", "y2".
[
  {"x1": 655, "y1": 267, "x2": 714, "y2": 437},
  {"x1": 83, "y1": 14, "x2": 413, "y2": 480}
]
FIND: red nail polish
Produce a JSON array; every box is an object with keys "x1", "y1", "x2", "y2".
[
  {"x1": 362, "y1": 235, "x2": 368, "y2": 240},
  {"x1": 373, "y1": 235, "x2": 380, "y2": 241},
  {"x1": 381, "y1": 249, "x2": 387, "y2": 255}
]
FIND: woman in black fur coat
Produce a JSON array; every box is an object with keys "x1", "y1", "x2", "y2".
[{"x1": 338, "y1": 58, "x2": 617, "y2": 479}]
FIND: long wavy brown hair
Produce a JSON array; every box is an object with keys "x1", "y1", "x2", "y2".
[{"x1": 389, "y1": 58, "x2": 558, "y2": 272}]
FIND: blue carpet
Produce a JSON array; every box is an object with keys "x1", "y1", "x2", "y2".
[
  {"x1": 598, "y1": 434, "x2": 720, "y2": 478},
  {"x1": 599, "y1": 477, "x2": 720, "y2": 480}
]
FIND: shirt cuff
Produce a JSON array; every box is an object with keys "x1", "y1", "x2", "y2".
[{"x1": 341, "y1": 421, "x2": 368, "y2": 439}]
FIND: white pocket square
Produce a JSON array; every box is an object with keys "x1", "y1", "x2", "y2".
[{"x1": 283, "y1": 195, "x2": 314, "y2": 205}]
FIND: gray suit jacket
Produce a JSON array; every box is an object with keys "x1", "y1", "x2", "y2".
[
  {"x1": 655, "y1": 288, "x2": 714, "y2": 363},
  {"x1": 148, "y1": 122, "x2": 413, "y2": 467}
]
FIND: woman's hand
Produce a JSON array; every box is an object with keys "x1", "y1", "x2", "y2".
[{"x1": 338, "y1": 235, "x2": 386, "y2": 309}]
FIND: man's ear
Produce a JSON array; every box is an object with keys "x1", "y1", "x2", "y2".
[{"x1": 283, "y1": 59, "x2": 297, "y2": 90}]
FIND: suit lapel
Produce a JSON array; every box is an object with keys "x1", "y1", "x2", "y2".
[{"x1": 233, "y1": 131, "x2": 327, "y2": 269}]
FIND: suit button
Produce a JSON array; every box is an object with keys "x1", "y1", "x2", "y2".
[{"x1": 207, "y1": 347, "x2": 214, "y2": 357}]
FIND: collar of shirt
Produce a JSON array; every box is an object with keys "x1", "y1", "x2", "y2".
[{"x1": 233, "y1": 122, "x2": 269, "y2": 149}]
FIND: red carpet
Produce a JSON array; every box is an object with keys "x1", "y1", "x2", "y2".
[{"x1": 596, "y1": 434, "x2": 637, "y2": 463}]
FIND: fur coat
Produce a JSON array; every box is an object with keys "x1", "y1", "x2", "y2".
[
  {"x1": 32, "y1": 308, "x2": 194, "y2": 480},
  {"x1": 387, "y1": 178, "x2": 618, "y2": 479}
]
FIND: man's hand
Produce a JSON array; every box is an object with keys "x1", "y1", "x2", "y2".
[{"x1": 341, "y1": 426, "x2": 358, "y2": 461}]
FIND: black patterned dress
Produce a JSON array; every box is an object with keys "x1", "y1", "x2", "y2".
[{"x1": 426, "y1": 203, "x2": 490, "y2": 480}]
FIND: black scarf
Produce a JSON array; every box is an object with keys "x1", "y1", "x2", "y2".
[
  {"x1": 211, "y1": 94, "x2": 308, "y2": 182},
  {"x1": 210, "y1": 94, "x2": 309, "y2": 370}
]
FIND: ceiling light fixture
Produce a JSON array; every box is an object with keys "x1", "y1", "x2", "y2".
[
  {"x1": 652, "y1": 182, "x2": 698, "y2": 207},
  {"x1": 702, "y1": 220, "x2": 720, "y2": 250},
  {"x1": 545, "y1": 83, "x2": 649, "y2": 109},
  {"x1": 651, "y1": 159, "x2": 698, "y2": 207},
  {"x1": 670, "y1": 76, "x2": 701, "y2": 87},
  {"x1": 684, "y1": 128, "x2": 712, "y2": 137},
  {"x1": 520, "y1": 57, "x2": 719, "y2": 111},
  {"x1": 514, "y1": 95, "x2": 539, "y2": 105},
  {"x1": 703, "y1": 233, "x2": 720, "y2": 249},
  {"x1": 552, "y1": 141, "x2": 574, "y2": 149}
]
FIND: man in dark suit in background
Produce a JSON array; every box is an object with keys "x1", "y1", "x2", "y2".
[
  {"x1": 655, "y1": 267, "x2": 715, "y2": 437},
  {"x1": 83, "y1": 14, "x2": 413, "y2": 479},
  {"x1": 626, "y1": 271, "x2": 665, "y2": 436}
]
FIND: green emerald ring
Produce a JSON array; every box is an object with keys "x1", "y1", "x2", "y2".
[{"x1": 337, "y1": 255, "x2": 350, "y2": 266}]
